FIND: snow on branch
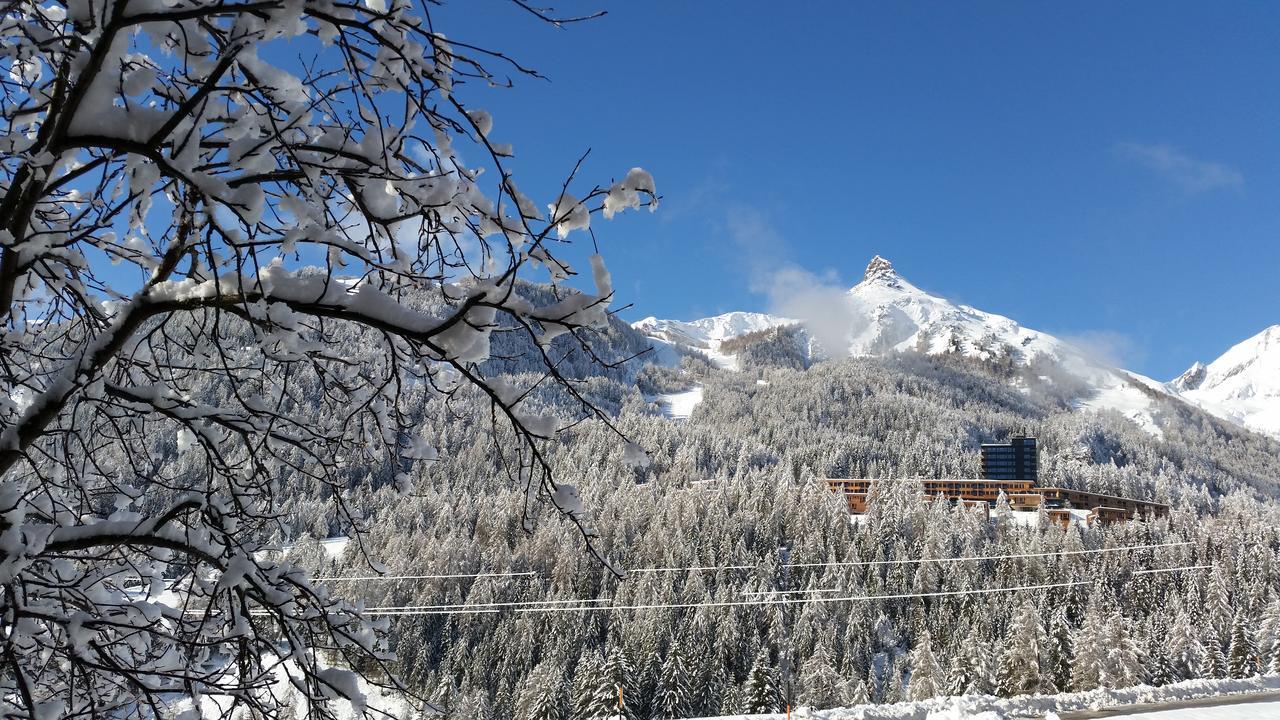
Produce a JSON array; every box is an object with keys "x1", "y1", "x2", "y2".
[{"x1": 0, "y1": 0, "x2": 654, "y2": 717}]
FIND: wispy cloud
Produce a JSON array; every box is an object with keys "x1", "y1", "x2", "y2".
[
  {"x1": 1059, "y1": 330, "x2": 1145, "y2": 371},
  {"x1": 1115, "y1": 142, "x2": 1243, "y2": 194},
  {"x1": 725, "y1": 207, "x2": 860, "y2": 356}
]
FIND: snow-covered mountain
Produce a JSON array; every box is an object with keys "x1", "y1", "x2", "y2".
[
  {"x1": 635, "y1": 256, "x2": 1176, "y2": 433},
  {"x1": 633, "y1": 311, "x2": 795, "y2": 369},
  {"x1": 1169, "y1": 326, "x2": 1280, "y2": 439}
]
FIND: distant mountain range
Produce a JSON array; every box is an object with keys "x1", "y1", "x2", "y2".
[{"x1": 633, "y1": 256, "x2": 1280, "y2": 440}]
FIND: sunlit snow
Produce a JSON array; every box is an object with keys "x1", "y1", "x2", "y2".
[{"x1": 646, "y1": 386, "x2": 704, "y2": 421}]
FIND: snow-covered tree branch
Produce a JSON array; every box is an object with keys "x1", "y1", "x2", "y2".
[{"x1": 0, "y1": 0, "x2": 654, "y2": 716}]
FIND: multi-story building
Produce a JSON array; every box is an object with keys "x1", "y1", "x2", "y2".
[{"x1": 980, "y1": 435, "x2": 1038, "y2": 482}]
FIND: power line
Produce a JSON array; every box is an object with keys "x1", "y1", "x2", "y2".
[
  {"x1": 745, "y1": 564, "x2": 1212, "y2": 597},
  {"x1": 306, "y1": 541, "x2": 1194, "y2": 588},
  {"x1": 358, "y1": 578, "x2": 1092, "y2": 615},
  {"x1": 343, "y1": 597, "x2": 614, "y2": 612},
  {"x1": 784, "y1": 540, "x2": 1193, "y2": 569},
  {"x1": 311, "y1": 571, "x2": 538, "y2": 581},
  {"x1": 356, "y1": 569, "x2": 1220, "y2": 616},
  {"x1": 625, "y1": 563, "x2": 756, "y2": 575}
]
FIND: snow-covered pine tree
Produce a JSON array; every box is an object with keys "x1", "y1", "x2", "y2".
[
  {"x1": 845, "y1": 678, "x2": 872, "y2": 706},
  {"x1": 1227, "y1": 612, "x2": 1260, "y2": 679},
  {"x1": 996, "y1": 601, "x2": 1045, "y2": 697},
  {"x1": 906, "y1": 630, "x2": 945, "y2": 701},
  {"x1": 651, "y1": 647, "x2": 691, "y2": 719},
  {"x1": 1271, "y1": 632, "x2": 1280, "y2": 676},
  {"x1": 1100, "y1": 610, "x2": 1144, "y2": 689},
  {"x1": 596, "y1": 646, "x2": 637, "y2": 720},
  {"x1": 1072, "y1": 594, "x2": 1108, "y2": 691},
  {"x1": 1046, "y1": 606, "x2": 1075, "y2": 693},
  {"x1": 516, "y1": 662, "x2": 565, "y2": 720},
  {"x1": 1165, "y1": 605, "x2": 1202, "y2": 681},
  {"x1": 572, "y1": 650, "x2": 604, "y2": 720},
  {"x1": 1257, "y1": 598, "x2": 1280, "y2": 672},
  {"x1": 1202, "y1": 629, "x2": 1229, "y2": 680},
  {"x1": 798, "y1": 642, "x2": 844, "y2": 709},
  {"x1": 742, "y1": 648, "x2": 784, "y2": 714}
]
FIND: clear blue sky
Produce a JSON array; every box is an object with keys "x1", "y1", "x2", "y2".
[{"x1": 437, "y1": 1, "x2": 1279, "y2": 380}]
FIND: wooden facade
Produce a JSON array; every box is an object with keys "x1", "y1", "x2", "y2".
[{"x1": 826, "y1": 477, "x2": 1168, "y2": 526}]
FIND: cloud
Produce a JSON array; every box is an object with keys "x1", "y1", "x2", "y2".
[
  {"x1": 725, "y1": 207, "x2": 859, "y2": 356},
  {"x1": 1115, "y1": 142, "x2": 1243, "y2": 194},
  {"x1": 1058, "y1": 330, "x2": 1145, "y2": 371}
]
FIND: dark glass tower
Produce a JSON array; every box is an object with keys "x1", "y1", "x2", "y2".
[{"x1": 981, "y1": 436, "x2": 1038, "y2": 482}]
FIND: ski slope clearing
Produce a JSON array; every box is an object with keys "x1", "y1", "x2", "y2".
[{"x1": 647, "y1": 386, "x2": 705, "y2": 420}]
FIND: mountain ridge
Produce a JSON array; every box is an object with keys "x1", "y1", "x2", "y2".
[
  {"x1": 1170, "y1": 324, "x2": 1280, "y2": 438},
  {"x1": 633, "y1": 256, "x2": 1277, "y2": 439}
]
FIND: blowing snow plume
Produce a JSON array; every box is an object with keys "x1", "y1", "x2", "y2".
[
  {"x1": 757, "y1": 264, "x2": 859, "y2": 357},
  {"x1": 726, "y1": 208, "x2": 859, "y2": 356}
]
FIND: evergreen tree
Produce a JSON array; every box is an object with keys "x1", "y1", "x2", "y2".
[
  {"x1": 742, "y1": 648, "x2": 784, "y2": 714},
  {"x1": 651, "y1": 647, "x2": 690, "y2": 720},
  {"x1": 1073, "y1": 599, "x2": 1107, "y2": 691},
  {"x1": 597, "y1": 646, "x2": 637, "y2": 720},
  {"x1": 1202, "y1": 630, "x2": 1229, "y2": 680},
  {"x1": 1046, "y1": 606, "x2": 1074, "y2": 693},
  {"x1": 798, "y1": 642, "x2": 843, "y2": 709},
  {"x1": 906, "y1": 630, "x2": 945, "y2": 701},
  {"x1": 1227, "y1": 613, "x2": 1260, "y2": 679},
  {"x1": 1270, "y1": 631, "x2": 1280, "y2": 676},
  {"x1": 996, "y1": 602, "x2": 1045, "y2": 697},
  {"x1": 1165, "y1": 606, "x2": 1201, "y2": 681},
  {"x1": 844, "y1": 678, "x2": 871, "y2": 706},
  {"x1": 572, "y1": 650, "x2": 604, "y2": 720},
  {"x1": 516, "y1": 662, "x2": 564, "y2": 720},
  {"x1": 1206, "y1": 570, "x2": 1235, "y2": 640},
  {"x1": 1099, "y1": 610, "x2": 1143, "y2": 689}
]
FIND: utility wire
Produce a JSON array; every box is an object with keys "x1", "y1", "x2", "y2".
[
  {"x1": 784, "y1": 540, "x2": 1193, "y2": 569},
  {"x1": 355, "y1": 567, "x2": 1205, "y2": 616},
  {"x1": 311, "y1": 571, "x2": 538, "y2": 581},
  {"x1": 307, "y1": 540, "x2": 1194, "y2": 584}
]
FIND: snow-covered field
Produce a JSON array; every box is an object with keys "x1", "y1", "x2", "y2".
[{"x1": 648, "y1": 386, "x2": 705, "y2": 420}]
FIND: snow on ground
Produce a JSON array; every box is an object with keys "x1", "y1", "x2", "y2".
[
  {"x1": 682, "y1": 675, "x2": 1280, "y2": 720},
  {"x1": 1100, "y1": 699, "x2": 1280, "y2": 719},
  {"x1": 1073, "y1": 372, "x2": 1165, "y2": 439},
  {"x1": 647, "y1": 386, "x2": 704, "y2": 420},
  {"x1": 317, "y1": 536, "x2": 350, "y2": 559}
]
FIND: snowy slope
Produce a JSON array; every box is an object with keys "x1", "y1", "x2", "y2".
[
  {"x1": 844, "y1": 256, "x2": 1171, "y2": 433},
  {"x1": 1169, "y1": 325, "x2": 1280, "y2": 439},
  {"x1": 635, "y1": 256, "x2": 1173, "y2": 434},
  {"x1": 633, "y1": 311, "x2": 796, "y2": 369},
  {"x1": 644, "y1": 386, "x2": 705, "y2": 420}
]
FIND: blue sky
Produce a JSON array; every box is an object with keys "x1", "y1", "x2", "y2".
[{"x1": 437, "y1": 1, "x2": 1279, "y2": 380}]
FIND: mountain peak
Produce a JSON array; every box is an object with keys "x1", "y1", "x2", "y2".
[
  {"x1": 862, "y1": 255, "x2": 900, "y2": 286},
  {"x1": 1171, "y1": 361, "x2": 1207, "y2": 392}
]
